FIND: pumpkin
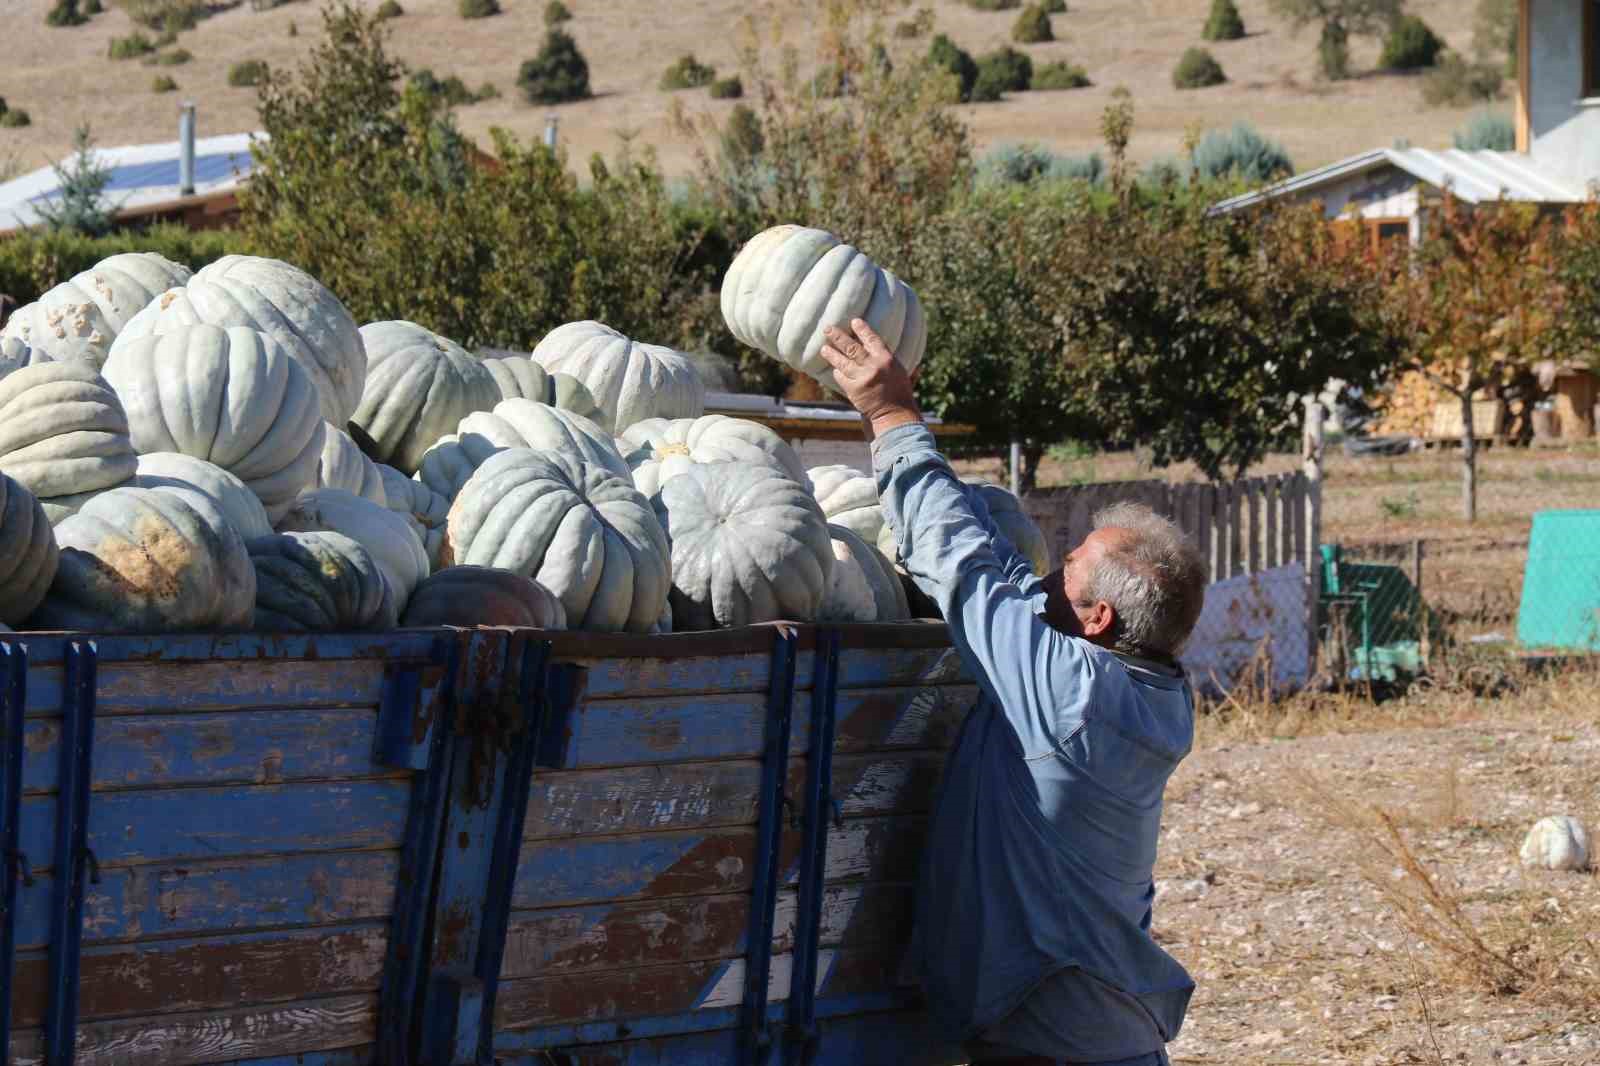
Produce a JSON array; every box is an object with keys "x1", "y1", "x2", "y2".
[
  {"x1": 315, "y1": 424, "x2": 387, "y2": 506},
  {"x1": 352, "y1": 322, "x2": 501, "y2": 474},
  {"x1": 112, "y1": 255, "x2": 366, "y2": 425},
  {"x1": 0, "y1": 337, "x2": 52, "y2": 380},
  {"x1": 401, "y1": 565, "x2": 566, "y2": 629},
  {"x1": 378, "y1": 465, "x2": 449, "y2": 569},
  {"x1": 808, "y1": 464, "x2": 883, "y2": 541},
  {"x1": 720, "y1": 225, "x2": 926, "y2": 391},
  {"x1": 654, "y1": 461, "x2": 832, "y2": 630},
  {"x1": 443, "y1": 448, "x2": 669, "y2": 632},
  {"x1": 417, "y1": 399, "x2": 629, "y2": 502},
  {"x1": 249, "y1": 530, "x2": 397, "y2": 632},
  {"x1": 102, "y1": 324, "x2": 325, "y2": 524},
  {"x1": 620, "y1": 414, "x2": 810, "y2": 498},
  {"x1": 132, "y1": 453, "x2": 274, "y2": 542},
  {"x1": 0, "y1": 360, "x2": 137, "y2": 519},
  {"x1": 0, "y1": 473, "x2": 58, "y2": 626},
  {"x1": 1, "y1": 252, "x2": 193, "y2": 368},
  {"x1": 530, "y1": 321, "x2": 705, "y2": 433},
  {"x1": 967, "y1": 481, "x2": 1051, "y2": 574},
  {"x1": 277, "y1": 488, "x2": 429, "y2": 606},
  {"x1": 820, "y1": 523, "x2": 908, "y2": 623},
  {"x1": 479, "y1": 353, "x2": 609, "y2": 428},
  {"x1": 1520, "y1": 816, "x2": 1590, "y2": 872},
  {"x1": 31, "y1": 487, "x2": 254, "y2": 633}
]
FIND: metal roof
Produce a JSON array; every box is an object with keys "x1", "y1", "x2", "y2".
[
  {"x1": 1210, "y1": 147, "x2": 1589, "y2": 214},
  {"x1": 0, "y1": 131, "x2": 261, "y2": 235}
]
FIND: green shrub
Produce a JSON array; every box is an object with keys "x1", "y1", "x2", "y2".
[
  {"x1": 228, "y1": 59, "x2": 270, "y2": 87},
  {"x1": 544, "y1": 0, "x2": 570, "y2": 24},
  {"x1": 894, "y1": 7, "x2": 933, "y2": 38},
  {"x1": 458, "y1": 0, "x2": 499, "y2": 19},
  {"x1": 979, "y1": 143, "x2": 1102, "y2": 184},
  {"x1": 1191, "y1": 121, "x2": 1293, "y2": 183},
  {"x1": 974, "y1": 46, "x2": 1032, "y2": 100},
  {"x1": 719, "y1": 103, "x2": 764, "y2": 166},
  {"x1": 1453, "y1": 110, "x2": 1515, "y2": 150},
  {"x1": 1032, "y1": 59, "x2": 1089, "y2": 89},
  {"x1": 1380, "y1": 15, "x2": 1444, "y2": 70},
  {"x1": 969, "y1": 0, "x2": 1019, "y2": 8},
  {"x1": 109, "y1": 32, "x2": 156, "y2": 59},
  {"x1": 660, "y1": 53, "x2": 716, "y2": 91},
  {"x1": 83, "y1": 0, "x2": 103, "y2": 13},
  {"x1": 46, "y1": 0, "x2": 89, "y2": 26},
  {"x1": 476, "y1": 81, "x2": 500, "y2": 101},
  {"x1": 0, "y1": 225, "x2": 244, "y2": 308},
  {"x1": 120, "y1": 0, "x2": 207, "y2": 32},
  {"x1": 1139, "y1": 155, "x2": 1186, "y2": 189},
  {"x1": 709, "y1": 75, "x2": 743, "y2": 99},
  {"x1": 1318, "y1": 21, "x2": 1349, "y2": 80},
  {"x1": 147, "y1": 46, "x2": 192, "y2": 65},
  {"x1": 518, "y1": 28, "x2": 591, "y2": 104},
  {"x1": 1040, "y1": 0, "x2": 1065, "y2": 11},
  {"x1": 288, "y1": 17, "x2": 297, "y2": 35},
  {"x1": 810, "y1": 64, "x2": 847, "y2": 98},
  {"x1": 1172, "y1": 46, "x2": 1225, "y2": 89},
  {"x1": 1202, "y1": 0, "x2": 1244, "y2": 41},
  {"x1": 151, "y1": 74, "x2": 178, "y2": 92},
  {"x1": 375, "y1": 0, "x2": 402, "y2": 17},
  {"x1": 1012, "y1": 4, "x2": 1052, "y2": 43},
  {"x1": 0, "y1": 110, "x2": 30, "y2": 129},
  {"x1": 1422, "y1": 50, "x2": 1503, "y2": 106},
  {"x1": 927, "y1": 33, "x2": 979, "y2": 102}
]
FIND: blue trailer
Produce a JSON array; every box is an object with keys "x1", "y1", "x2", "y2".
[{"x1": 0, "y1": 623, "x2": 973, "y2": 1065}]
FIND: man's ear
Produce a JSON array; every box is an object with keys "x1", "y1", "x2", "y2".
[{"x1": 1081, "y1": 600, "x2": 1115, "y2": 640}]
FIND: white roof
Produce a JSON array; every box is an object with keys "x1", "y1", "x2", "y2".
[
  {"x1": 1211, "y1": 147, "x2": 1588, "y2": 214},
  {"x1": 0, "y1": 130, "x2": 261, "y2": 235}
]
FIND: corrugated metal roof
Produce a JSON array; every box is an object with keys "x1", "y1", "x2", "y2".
[
  {"x1": 0, "y1": 131, "x2": 262, "y2": 235},
  {"x1": 1210, "y1": 147, "x2": 1588, "y2": 214}
]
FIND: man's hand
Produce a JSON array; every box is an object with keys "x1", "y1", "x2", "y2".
[{"x1": 819, "y1": 319, "x2": 923, "y2": 440}]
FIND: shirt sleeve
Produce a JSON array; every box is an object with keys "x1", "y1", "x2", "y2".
[{"x1": 873, "y1": 423, "x2": 1089, "y2": 757}]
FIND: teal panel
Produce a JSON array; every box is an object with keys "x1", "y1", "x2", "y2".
[{"x1": 1517, "y1": 510, "x2": 1600, "y2": 651}]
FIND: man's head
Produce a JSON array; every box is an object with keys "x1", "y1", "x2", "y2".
[{"x1": 1043, "y1": 502, "x2": 1207, "y2": 660}]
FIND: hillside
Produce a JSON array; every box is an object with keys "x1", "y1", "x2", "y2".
[{"x1": 3, "y1": 0, "x2": 1492, "y2": 181}]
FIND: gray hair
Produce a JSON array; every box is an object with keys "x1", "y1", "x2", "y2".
[{"x1": 1081, "y1": 502, "x2": 1208, "y2": 658}]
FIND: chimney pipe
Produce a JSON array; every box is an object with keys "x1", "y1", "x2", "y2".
[
  {"x1": 178, "y1": 102, "x2": 196, "y2": 196},
  {"x1": 543, "y1": 114, "x2": 559, "y2": 151}
]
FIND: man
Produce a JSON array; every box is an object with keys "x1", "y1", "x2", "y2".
[{"x1": 819, "y1": 320, "x2": 1209, "y2": 1066}]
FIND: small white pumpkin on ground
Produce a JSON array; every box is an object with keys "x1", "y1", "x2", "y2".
[
  {"x1": 820, "y1": 523, "x2": 909, "y2": 623},
  {"x1": 1, "y1": 252, "x2": 193, "y2": 368},
  {"x1": 1520, "y1": 816, "x2": 1590, "y2": 871},
  {"x1": 249, "y1": 530, "x2": 397, "y2": 632},
  {"x1": 530, "y1": 321, "x2": 705, "y2": 433},
  {"x1": 352, "y1": 322, "x2": 502, "y2": 474},
  {"x1": 277, "y1": 488, "x2": 429, "y2": 607},
  {"x1": 621, "y1": 414, "x2": 810, "y2": 499},
  {"x1": 0, "y1": 473, "x2": 58, "y2": 626},
  {"x1": 132, "y1": 453, "x2": 274, "y2": 542},
  {"x1": 443, "y1": 448, "x2": 670, "y2": 632},
  {"x1": 654, "y1": 461, "x2": 833, "y2": 630},
  {"x1": 401, "y1": 566, "x2": 566, "y2": 629},
  {"x1": 720, "y1": 224, "x2": 926, "y2": 392},
  {"x1": 378, "y1": 465, "x2": 449, "y2": 569},
  {"x1": 32, "y1": 487, "x2": 254, "y2": 632},
  {"x1": 417, "y1": 399, "x2": 629, "y2": 502},
  {"x1": 0, "y1": 360, "x2": 137, "y2": 521},
  {"x1": 315, "y1": 424, "x2": 387, "y2": 506}
]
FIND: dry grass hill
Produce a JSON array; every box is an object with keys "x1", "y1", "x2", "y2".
[{"x1": 4, "y1": 0, "x2": 1491, "y2": 180}]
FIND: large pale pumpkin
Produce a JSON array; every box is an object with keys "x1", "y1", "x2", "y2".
[
  {"x1": 720, "y1": 225, "x2": 926, "y2": 391},
  {"x1": 277, "y1": 488, "x2": 429, "y2": 606},
  {"x1": 352, "y1": 322, "x2": 501, "y2": 474},
  {"x1": 32, "y1": 487, "x2": 254, "y2": 632},
  {"x1": 249, "y1": 530, "x2": 396, "y2": 632},
  {"x1": 1, "y1": 252, "x2": 193, "y2": 368},
  {"x1": 530, "y1": 321, "x2": 704, "y2": 433},
  {"x1": 417, "y1": 399, "x2": 629, "y2": 501},
  {"x1": 112, "y1": 255, "x2": 366, "y2": 425},
  {"x1": 315, "y1": 424, "x2": 387, "y2": 506},
  {"x1": 820, "y1": 523, "x2": 908, "y2": 623},
  {"x1": 0, "y1": 361, "x2": 137, "y2": 519},
  {"x1": 443, "y1": 448, "x2": 669, "y2": 632},
  {"x1": 478, "y1": 352, "x2": 609, "y2": 428},
  {"x1": 620, "y1": 414, "x2": 810, "y2": 498},
  {"x1": 654, "y1": 462, "x2": 832, "y2": 630},
  {"x1": 967, "y1": 481, "x2": 1051, "y2": 574},
  {"x1": 378, "y1": 465, "x2": 449, "y2": 569},
  {"x1": 0, "y1": 473, "x2": 58, "y2": 625},
  {"x1": 102, "y1": 324, "x2": 325, "y2": 523},
  {"x1": 809, "y1": 464, "x2": 883, "y2": 541},
  {"x1": 401, "y1": 566, "x2": 566, "y2": 629},
  {"x1": 133, "y1": 453, "x2": 274, "y2": 542},
  {"x1": 0, "y1": 337, "x2": 52, "y2": 380}
]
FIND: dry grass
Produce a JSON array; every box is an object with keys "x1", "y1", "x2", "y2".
[{"x1": 3, "y1": 0, "x2": 1491, "y2": 177}]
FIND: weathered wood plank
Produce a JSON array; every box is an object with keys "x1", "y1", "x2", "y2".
[
  {"x1": 9, "y1": 994, "x2": 375, "y2": 1066},
  {"x1": 1264, "y1": 477, "x2": 1280, "y2": 570},
  {"x1": 1245, "y1": 479, "x2": 1262, "y2": 576},
  {"x1": 830, "y1": 685, "x2": 974, "y2": 755},
  {"x1": 16, "y1": 851, "x2": 399, "y2": 950},
  {"x1": 18, "y1": 779, "x2": 411, "y2": 873},
  {"x1": 12, "y1": 922, "x2": 388, "y2": 1026},
  {"x1": 21, "y1": 660, "x2": 388, "y2": 719},
  {"x1": 785, "y1": 817, "x2": 928, "y2": 887},
  {"x1": 21, "y1": 709, "x2": 392, "y2": 794},
  {"x1": 568, "y1": 652, "x2": 786, "y2": 701},
  {"x1": 511, "y1": 828, "x2": 759, "y2": 910}
]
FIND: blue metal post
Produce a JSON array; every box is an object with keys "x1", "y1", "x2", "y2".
[
  {"x1": 0, "y1": 641, "x2": 28, "y2": 1062},
  {"x1": 787, "y1": 628, "x2": 840, "y2": 1066},
  {"x1": 46, "y1": 639, "x2": 97, "y2": 1066}
]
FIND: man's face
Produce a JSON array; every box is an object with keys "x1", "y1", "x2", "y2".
[{"x1": 1043, "y1": 527, "x2": 1127, "y2": 643}]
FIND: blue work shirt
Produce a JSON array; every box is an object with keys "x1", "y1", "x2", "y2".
[{"x1": 872, "y1": 422, "x2": 1195, "y2": 1061}]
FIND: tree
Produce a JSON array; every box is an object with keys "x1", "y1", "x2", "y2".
[
  {"x1": 35, "y1": 125, "x2": 113, "y2": 237},
  {"x1": 1203, "y1": 0, "x2": 1246, "y2": 41},
  {"x1": 1269, "y1": 0, "x2": 1403, "y2": 80},
  {"x1": 518, "y1": 29, "x2": 591, "y2": 104}
]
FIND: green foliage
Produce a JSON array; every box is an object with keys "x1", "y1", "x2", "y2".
[
  {"x1": 1269, "y1": 0, "x2": 1401, "y2": 79},
  {"x1": 978, "y1": 143, "x2": 1102, "y2": 186},
  {"x1": 408, "y1": 68, "x2": 497, "y2": 106},
  {"x1": 1191, "y1": 122, "x2": 1293, "y2": 183},
  {"x1": 1040, "y1": 0, "x2": 1065, "y2": 11},
  {"x1": 968, "y1": 0, "x2": 1019, "y2": 9},
  {"x1": 1380, "y1": 15, "x2": 1443, "y2": 70},
  {"x1": 660, "y1": 53, "x2": 717, "y2": 91},
  {"x1": 519, "y1": 29, "x2": 591, "y2": 103},
  {"x1": 458, "y1": 0, "x2": 499, "y2": 18},
  {"x1": 147, "y1": 46, "x2": 192, "y2": 65},
  {"x1": 0, "y1": 110, "x2": 31, "y2": 129},
  {"x1": 0, "y1": 225, "x2": 244, "y2": 308},
  {"x1": 35, "y1": 126, "x2": 113, "y2": 238},
  {"x1": 543, "y1": 0, "x2": 570, "y2": 24},
  {"x1": 1423, "y1": 51, "x2": 1503, "y2": 106},
  {"x1": 717, "y1": 103, "x2": 765, "y2": 170},
  {"x1": 151, "y1": 74, "x2": 178, "y2": 92},
  {"x1": 1474, "y1": 0, "x2": 1517, "y2": 75},
  {"x1": 120, "y1": 0, "x2": 207, "y2": 32},
  {"x1": 108, "y1": 32, "x2": 156, "y2": 59},
  {"x1": 1318, "y1": 19, "x2": 1349, "y2": 79},
  {"x1": 927, "y1": 34, "x2": 979, "y2": 101},
  {"x1": 973, "y1": 46, "x2": 1032, "y2": 101},
  {"x1": 83, "y1": 0, "x2": 103, "y2": 13},
  {"x1": 46, "y1": 0, "x2": 89, "y2": 26},
  {"x1": 1012, "y1": 4, "x2": 1052, "y2": 43},
  {"x1": 1203, "y1": 0, "x2": 1244, "y2": 40},
  {"x1": 375, "y1": 0, "x2": 402, "y2": 17},
  {"x1": 895, "y1": 7, "x2": 934, "y2": 38},
  {"x1": 1172, "y1": 46, "x2": 1225, "y2": 89},
  {"x1": 709, "y1": 76, "x2": 743, "y2": 99},
  {"x1": 1453, "y1": 111, "x2": 1514, "y2": 150},
  {"x1": 1032, "y1": 60, "x2": 1089, "y2": 89},
  {"x1": 229, "y1": 59, "x2": 269, "y2": 87}
]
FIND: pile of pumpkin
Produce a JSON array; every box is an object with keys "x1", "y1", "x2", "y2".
[{"x1": 0, "y1": 225, "x2": 1046, "y2": 636}]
